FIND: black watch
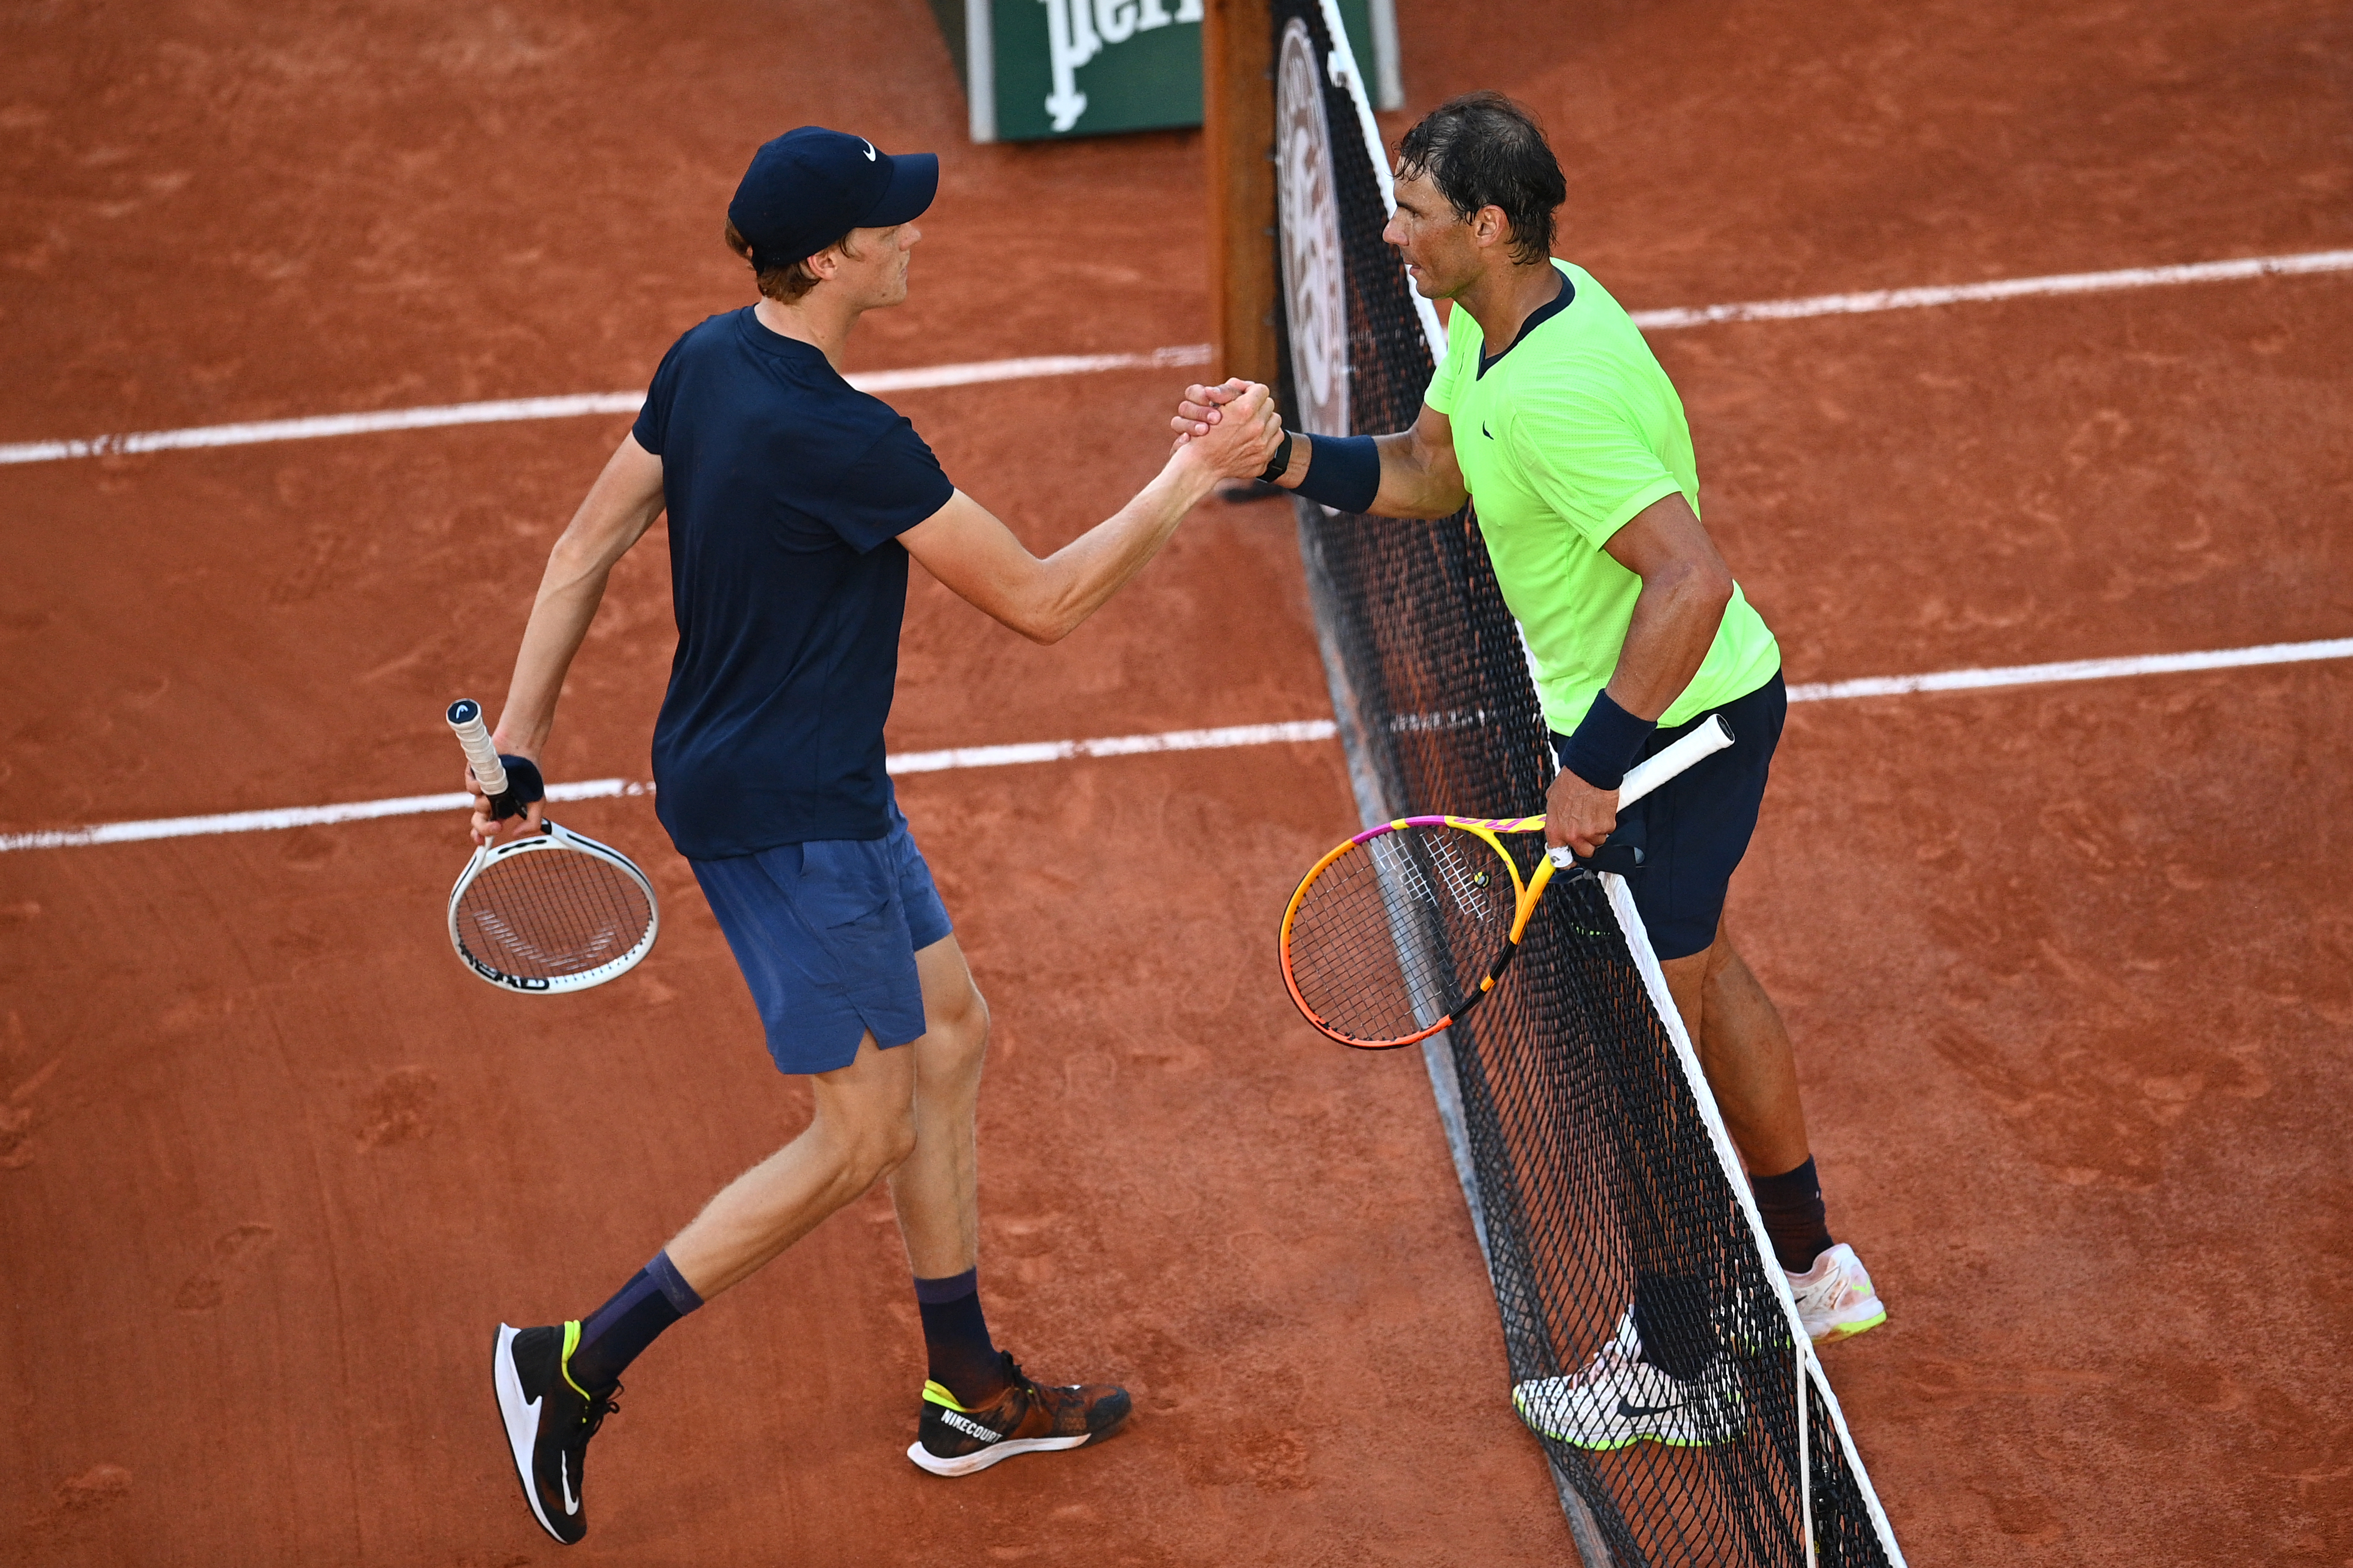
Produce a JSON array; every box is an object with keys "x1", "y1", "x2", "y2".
[{"x1": 1257, "y1": 429, "x2": 1296, "y2": 486}]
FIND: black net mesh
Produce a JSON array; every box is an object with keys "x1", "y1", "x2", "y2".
[
  {"x1": 454, "y1": 838, "x2": 654, "y2": 983},
  {"x1": 1266, "y1": 7, "x2": 1898, "y2": 1564}
]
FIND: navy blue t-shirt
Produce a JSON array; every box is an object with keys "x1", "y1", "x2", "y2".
[{"x1": 632, "y1": 308, "x2": 955, "y2": 859}]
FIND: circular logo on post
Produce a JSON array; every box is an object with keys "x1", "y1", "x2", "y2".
[{"x1": 1275, "y1": 18, "x2": 1348, "y2": 439}]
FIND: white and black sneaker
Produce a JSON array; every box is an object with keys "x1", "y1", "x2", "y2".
[
  {"x1": 1512, "y1": 1315, "x2": 1743, "y2": 1450},
  {"x1": 493, "y1": 1322, "x2": 618, "y2": 1545}
]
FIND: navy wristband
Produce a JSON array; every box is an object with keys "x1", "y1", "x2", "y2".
[
  {"x1": 479, "y1": 753, "x2": 546, "y2": 823},
  {"x1": 497, "y1": 754, "x2": 546, "y2": 805},
  {"x1": 1557, "y1": 690, "x2": 1655, "y2": 791},
  {"x1": 1291, "y1": 433, "x2": 1381, "y2": 514}
]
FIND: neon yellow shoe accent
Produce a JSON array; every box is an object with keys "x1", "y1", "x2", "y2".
[
  {"x1": 559, "y1": 1321, "x2": 591, "y2": 1400},
  {"x1": 1814, "y1": 1305, "x2": 1888, "y2": 1344},
  {"x1": 921, "y1": 1379, "x2": 972, "y2": 1412}
]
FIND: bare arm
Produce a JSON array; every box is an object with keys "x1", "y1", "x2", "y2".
[
  {"x1": 1544, "y1": 490, "x2": 1736, "y2": 855},
  {"x1": 468, "y1": 434, "x2": 666, "y2": 842},
  {"x1": 1170, "y1": 388, "x2": 1468, "y2": 519},
  {"x1": 905, "y1": 383, "x2": 1280, "y2": 644}
]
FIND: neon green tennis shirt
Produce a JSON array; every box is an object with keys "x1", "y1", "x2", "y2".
[{"x1": 1423, "y1": 259, "x2": 1781, "y2": 735}]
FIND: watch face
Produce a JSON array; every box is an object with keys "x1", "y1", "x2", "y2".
[{"x1": 1275, "y1": 18, "x2": 1349, "y2": 440}]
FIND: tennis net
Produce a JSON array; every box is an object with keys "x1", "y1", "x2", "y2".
[{"x1": 1265, "y1": 5, "x2": 1905, "y2": 1564}]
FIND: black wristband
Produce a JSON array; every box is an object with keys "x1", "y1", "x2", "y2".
[
  {"x1": 497, "y1": 754, "x2": 546, "y2": 805},
  {"x1": 1257, "y1": 429, "x2": 1295, "y2": 485},
  {"x1": 1291, "y1": 433, "x2": 1382, "y2": 514},
  {"x1": 1557, "y1": 690, "x2": 1655, "y2": 791}
]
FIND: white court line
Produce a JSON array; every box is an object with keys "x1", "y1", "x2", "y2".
[
  {"x1": 5, "y1": 641, "x2": 2347, "y2": 853},
  {"x1": 0, "y1": 720, "x2": 1341, "y2": 851},
  {"x1": 1784, "y1": 636, "x2": 2353, "y2": 701},
  {"x1": 7, "y1": 248, "x2": 2351, "y2": 467},
  {"x1": 884, "y1": 718, "x2": 1338, "y2": 774},
  {"x1": 1627, "y1": 248, "x2": 2353, "y2": 330},
  {"x1": 0, "y1": 346, "x2": 1214, "y2": 467}
]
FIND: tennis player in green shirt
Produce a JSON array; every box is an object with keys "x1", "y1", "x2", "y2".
[{"x1": 1177, "y1": 91, "x2": 1883, "y2": 1451}]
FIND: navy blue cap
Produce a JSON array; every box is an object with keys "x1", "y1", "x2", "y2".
[{"x1": 728, "y1": 127, "x2": 939, "y2": 273}]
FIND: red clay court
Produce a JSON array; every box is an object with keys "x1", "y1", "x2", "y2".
[{"x1": 3, "y1": 2, "x2": 2349, "y2": 1563}]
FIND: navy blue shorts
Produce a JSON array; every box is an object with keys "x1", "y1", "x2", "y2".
[
  {"x1": 1551, "y1": 672, "x2": 1785, "y2": 963},
  {"x1": 690, "y1": 791, "x2": 955, "y2": 1075}
]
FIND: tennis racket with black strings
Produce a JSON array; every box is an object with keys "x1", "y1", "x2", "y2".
[
  {"x1": 1279, "y1": 716, "x2": 1734, "y2": 1048},
  {"x1": 444, "y1": 698, "x2": 659, "y2": 994}
]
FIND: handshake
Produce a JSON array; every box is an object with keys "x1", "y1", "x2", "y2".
[{"x1": 1166, "y1": 378, "x2": 1290, "y2": 487}]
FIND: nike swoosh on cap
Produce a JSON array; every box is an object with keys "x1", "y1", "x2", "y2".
[{"x1": 860, "y1": 138, "x2": 877, "y2": 161}]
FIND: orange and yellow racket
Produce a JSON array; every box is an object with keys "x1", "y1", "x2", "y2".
[{"x1": 1278, "y1": 717, "x2": 1733, "y2": 1049}]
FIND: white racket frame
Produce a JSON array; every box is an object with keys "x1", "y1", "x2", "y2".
[
  {"x1": 446, "y1": 823, "x2": 660, "y2": 994},
  {"x1": 444, "y1": 698, "x2": 660, "y2": 994}
]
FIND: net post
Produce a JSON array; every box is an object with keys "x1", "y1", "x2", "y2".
[{"x1": 1201, "y1": 0, "x2": 1280, "y2": 388}]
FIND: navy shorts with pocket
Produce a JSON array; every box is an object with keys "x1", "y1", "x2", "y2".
[
  {"x1": 690, "y1": 791, "x2": 955, "y2": 1075},
  {"x1": 1551, "y1": 672, "x2": 1786, "y2": 963}
]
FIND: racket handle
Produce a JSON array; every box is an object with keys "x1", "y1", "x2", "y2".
[
  {"x1": 1545, "y1": 714, "x2": 1735, "y2": 868},
  {"x1": 446, "y1": 699, "x2": 514, "y2": 810}
]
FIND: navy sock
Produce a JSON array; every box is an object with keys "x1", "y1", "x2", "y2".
[
  {"x1": 1751, "y1": 1156, "x2": 1835, "y2": 1273},
  {"x1": 914, "y1": 1268, "x2": 1007, "y2": 1406},
  {"x1": 1631, "y1": 1273, "x2": 1719, "y2": 1381},
  {"x1": 569, "y1": 1250, "x2": 702, "y2": 1392}
]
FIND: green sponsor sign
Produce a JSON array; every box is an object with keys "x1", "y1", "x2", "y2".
[{"x1": 931, "y1": 0, "x2": 1398, "y2": 144}]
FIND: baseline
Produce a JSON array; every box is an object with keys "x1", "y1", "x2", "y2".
[
  {"x1": 6, "y1": 249, "x2": 2349, "y2": 468},
  {"x1": 0, "y1": 346, "x2": 1216, "y2": 467}
]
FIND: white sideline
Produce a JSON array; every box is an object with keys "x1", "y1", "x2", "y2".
[
  {"x1": 884, "y1": 718, "x2": 1339, "y2": 774},
  {"x1": 6, "y1": 249, "x2": 2351, "y2": 468},
  {"x1": 0, "y1": 346, "x2": 1215, "y2": 467},
  {"x1": 0, "y1": 720, "x2": 1341, "y2": 852},
  {"x1": 4, "y1": 640, "x2": 2347, "y2": 854},
  {"x1": 1627, "y1": 249, "x2": 2353, "y2": 330},
  {"x1": 1783, "y1": 636, "x2": 2353, "y2": 701}
]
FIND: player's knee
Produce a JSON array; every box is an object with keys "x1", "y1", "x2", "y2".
[
  {"x1": 816, "y1": 1093, "x2": 918, "y2": 1189},
  {"x1": 929, "y1": 985, "x2": 991, "y2": 1078},
  {"x1": 876, "y1": 1135, "x2": 918, "y2": 1185},
  {"x1": 857, "y1": 1106, "x2": 921, "y2": 1184}
]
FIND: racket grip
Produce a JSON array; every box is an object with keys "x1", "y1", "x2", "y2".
[
  {"x1": 446, "y1": 699, "x2": 512, "y2": 804},
  {"x1": 1544, "y1": 715, "x2": 1735, "y2": 868}
]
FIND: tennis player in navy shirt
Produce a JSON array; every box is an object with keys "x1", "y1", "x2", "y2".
[{"x1": 471, "y1": 127, "x2": 1280, "y2": 1544}]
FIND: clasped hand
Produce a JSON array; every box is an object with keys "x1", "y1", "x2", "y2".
[
  {"x1": 1171, "y1": 379, "x2": 1259, "y2": 446},
  {"x1": 1170, "y1": 378, "x2": 1281, "y2": 476}
]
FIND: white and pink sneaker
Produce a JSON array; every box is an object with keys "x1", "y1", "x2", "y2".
[{"x1": 1787, "y1": 1243, "x2": 1886, "y2": 1344}]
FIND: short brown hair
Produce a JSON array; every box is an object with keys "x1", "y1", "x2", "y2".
[{"x1": 723, "y1": 218, "x2": 829, "y2": 302}]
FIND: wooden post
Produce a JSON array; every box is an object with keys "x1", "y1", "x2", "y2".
[{"x1": 1201, "y1": 0, "x2": 1279, "y2": 390}]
